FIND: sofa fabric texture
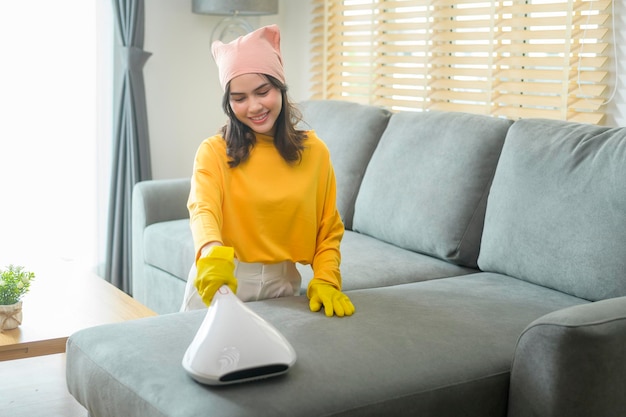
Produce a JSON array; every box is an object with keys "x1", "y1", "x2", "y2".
[
  {"x1": 329, "y1": 230, "x2": 476, "y2": 291},
  {"x1": 478, "y1": 118, "x2": 626, "y2": 301},
  {"x1": 67, "y1": 274, "x2": 588, "y2": 417},
  {"x1": 507, "y1": 296, "x2": 626, "y2": 417},
  {"x1": 144, "y1": 219, "x2": 194, "y2": 281},
  {"x1": 71, "y1": 101, "x2": 626, "y2": 417},
  {"x1": 131, "y1": 178, "x2": 193, "y2": 306},
  {"x1": 353, "y1": 111, "x2": 512, "y2": 268}
]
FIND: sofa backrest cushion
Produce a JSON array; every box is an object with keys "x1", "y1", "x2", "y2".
[
  {"x1": 299, "y1": 100, "x2": 391, "y2": 229},
  {"x1": 478, "y1": 118, "x2": 626, "y2": 301},
  {"x1": 353, "y1": 111, "x2": 512, "y2": 268}
]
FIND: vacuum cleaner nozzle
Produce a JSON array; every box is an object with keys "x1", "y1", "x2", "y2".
[{"x1": 182, "y1": 286, "x2": 297, "y2": 386}]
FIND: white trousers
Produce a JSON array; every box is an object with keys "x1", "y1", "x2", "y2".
[{"x1": 180, "y1": 260, "x2": 302, "y2": 312}]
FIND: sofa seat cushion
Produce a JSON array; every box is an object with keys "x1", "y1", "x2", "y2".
[
  {"x1": 353, "y1": 111, "x2": 512, "y2": 268},
  {"x1": 478, "y1": 119, "x2": 626, "y2": 301},
  {"x1": 144, "y1": 219, "x2": 194, "y2": 282},
  {"x1": 297, "y1": 230, "x2": 478, "y2": 290},
  {"x1": 66, "y1": 273, "x2": 586, "y2": 417}
]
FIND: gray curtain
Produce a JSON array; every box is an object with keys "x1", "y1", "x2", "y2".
[{"x1": 105, "y1": 0, "x2": 152, "y2": 293}]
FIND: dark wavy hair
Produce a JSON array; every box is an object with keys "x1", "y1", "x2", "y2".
[{"x1": 220, "y1": 75, "x2": 306, "y2": 168}]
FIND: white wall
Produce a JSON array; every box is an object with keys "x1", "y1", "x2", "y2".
[
  {"x1": 143, "y1": 0, "x2": 312, "y2": 180},
  {"x1": 144, "y1": 0, "x2": 626, "y2": 180}
]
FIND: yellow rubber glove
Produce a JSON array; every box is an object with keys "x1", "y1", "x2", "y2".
[
  {"x1": 308, "y1": 280, "x2": 355, "y2": 317},
  {"x1": 194, "y1": 246, "x2": 237, "y2": 306}
]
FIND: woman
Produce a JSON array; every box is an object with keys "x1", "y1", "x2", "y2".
[{"x1": 181, "y1": 25, "x2": 354, "y2": 317}]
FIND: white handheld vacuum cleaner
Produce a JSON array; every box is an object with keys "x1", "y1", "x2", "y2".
[{"x1": 182, "y1": 285, "x2": 297, "y2": 386}]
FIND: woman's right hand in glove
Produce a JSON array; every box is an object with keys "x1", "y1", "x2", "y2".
[{"x1": 194, "y1": 246, "x2": 237, "y2": 306}]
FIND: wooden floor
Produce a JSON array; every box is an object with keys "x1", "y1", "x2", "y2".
[{"x1": 0, "y1": 353, "x2": 87, "y2": 417}]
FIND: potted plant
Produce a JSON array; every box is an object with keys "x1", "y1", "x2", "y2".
[{"x1": 0, "y1": 265, "x2": 35, "y2": 331}]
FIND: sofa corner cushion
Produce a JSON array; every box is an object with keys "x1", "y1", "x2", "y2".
[
  {"x1": 507, "y1": 296, "x2": 626, "y2": 417},
  {"x1": 478, "y1": 118, "x2": 626, "y2": 301},
  {"x1": 299, "y1": 100, "x2": 391, "y2": 229},
  {"x1": 353, "y1": 111, "x2": 512, "y2": 267}
]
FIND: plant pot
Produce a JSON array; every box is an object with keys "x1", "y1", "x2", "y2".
[{"x1": 0, "y1": 301, "x2": 23, "y2": 331}]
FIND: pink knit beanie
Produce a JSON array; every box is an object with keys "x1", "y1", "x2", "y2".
[{"x1": 211, "y1": 24, "x2": 285, "y2": 90}]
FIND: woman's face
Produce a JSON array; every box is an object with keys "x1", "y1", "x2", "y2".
[{"x1": 228, "y1": 73, "x2": 283, "y2": 135}]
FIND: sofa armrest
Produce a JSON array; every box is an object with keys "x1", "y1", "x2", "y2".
[
  {"x1": 131, "y1": 178, "x2": 191, "y2": 299},
  {"x1": 507, "y1": 296, "x2": 626, "y2": 417},
  {"x1": 132, "y1": 178, "x2": 191, "y2": 227}
]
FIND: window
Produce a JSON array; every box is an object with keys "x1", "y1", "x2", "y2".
[
  {"x1": 0, "y1": 1, "x2": 112, "y2": 271},
  {"x1": 310, "y1": 0, "x2": 613, "y2": 124}
]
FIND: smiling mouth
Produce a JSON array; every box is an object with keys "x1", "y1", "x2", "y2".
[{"x1": 250, "y1": 112, "x2": 269, "y2": 123}]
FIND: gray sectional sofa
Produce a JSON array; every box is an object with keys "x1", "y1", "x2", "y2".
[{"x1": 66, "y1": 100, "x2": 626, "y2": 417}]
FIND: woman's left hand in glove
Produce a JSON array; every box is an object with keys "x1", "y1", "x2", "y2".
[{"x1": 308, "y1": 280, "x2": 355, "y2": 317}]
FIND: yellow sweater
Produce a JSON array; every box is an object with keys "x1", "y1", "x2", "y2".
[{"x1": 188, "y1": 131, "x2": 344, "y2": 289}]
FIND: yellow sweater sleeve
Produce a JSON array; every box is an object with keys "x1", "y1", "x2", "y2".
[
  {"x1": 187, "y1": 131, "x2": 344, "y2": 289},
  {"x1": 187, "y1": 136, "x2": 227, "y2": 259}
]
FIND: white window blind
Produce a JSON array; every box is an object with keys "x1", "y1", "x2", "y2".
[{"x1": 310, "y1": 0, "x2": 613, "y2": 124}]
